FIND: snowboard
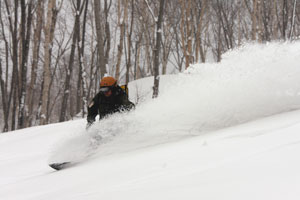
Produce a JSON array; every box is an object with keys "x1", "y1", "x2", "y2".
[{"x1": 49, "y1": 162, "x2": 72, "y2": 170}]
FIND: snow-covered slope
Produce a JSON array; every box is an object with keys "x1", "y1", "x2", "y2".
[{"x1": 1, "y1": 42, "x2": 300, "y2": 200}]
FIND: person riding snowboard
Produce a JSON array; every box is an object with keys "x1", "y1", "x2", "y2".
[{"x1": 86, "y1": 76, "x2": 135, "y2": 128}]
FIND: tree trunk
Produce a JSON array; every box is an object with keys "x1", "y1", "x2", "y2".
[
  {"x1": 180, "y1": 0, "x2": 193, "y2": 69},
  {"x1": 180, "y1": 0, "x2": 187, "y2": 69},
  {"x1": 282, "y1": 0, "x2": 288, "y2": 40},
  {"x1": 26, "y1": 0, "x2": 43, "y2": 127},
  {"x1": 115, "y1": 0, "x2": 128, "y2": 80},
  {"x1": 272, "y1": 0, "x2": 279, "y2": 40},
  {"x1": 40, "y1": 0, "x2": 56, "y2": 125},
  {"x1": 0, "y1": 59, "x2": 9, "y2": 132},
  {"x1": 135, "y1": 41, "x2": 142, "y2": 79},
  {"x1": 186, "y1": 0, "x2": 193, "y2": 68},
  {"x1": 104, "y1": 0, "x2": 111, "y2": 71},
  {"x1": 195, "y1": 0, "x2": 207, "y2": 63},
  {"x1": 18, "y1": 0, "x2": 33, "y2": 129},
  {"x1": 94, "y1": 0, "x2": 107, "y2": 79},
  {"x1": 126, "y1": 0, "x2": 134, "y2": 84},
  {"x1": 152, "y1": 0, "x2": 165, "y2": 98},
  {"x1": 59, "y1": 0, "x2": 81, "y2": 122},
  {"x1": 289, "y1": 0, "x2": 297, "y2": 39},
  {"x1": 10, "y1": 0, "x2": 20, "y2": 130},
  {"x1": 76, "y1": 0, "x2": 89, "y2": 116},
  {"x1": 252, "y1": 0, "x2": 258, "y2": 40},
  {"x1": 81, "y1": 0, "x2": 89, "y2": 117},
  {"x1": 145, "y1": 32, "x2": 153, "y2": 75},
  {"x1": 0, "y1": 1, "x2": 10, "y2": 132}
]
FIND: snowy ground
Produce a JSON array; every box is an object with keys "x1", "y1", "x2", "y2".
[{"x1": 1, "y1": 42, "x2": 300, "y2": 200}]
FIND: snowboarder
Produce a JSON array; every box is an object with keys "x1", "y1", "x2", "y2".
[{"x1": 86, "y1": 76, "x2": 135, "y2": 128}]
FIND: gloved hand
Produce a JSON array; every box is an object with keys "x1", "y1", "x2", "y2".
[{"x1": 86, "y1": 121, "x2": 93, "y2": 130}]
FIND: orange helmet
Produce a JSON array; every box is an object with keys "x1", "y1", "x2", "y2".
[{"x1": 100, "y1": 76, "x2": 117, "y2": 87}]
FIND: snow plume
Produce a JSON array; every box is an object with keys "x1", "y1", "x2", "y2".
[
  {"x1": 158, "y1": 42, "x2": 300, "y2": 131},
  {"x1": 72, "y1": 41, "x2": 299, "y2": 156},
  {"x1": 50, "y1": 41, "x2": 300, "y2": 159},
  {"x1": 179, "y1": 42, "x2": 300, "y2": 129}
]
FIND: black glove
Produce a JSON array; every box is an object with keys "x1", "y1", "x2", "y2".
[
  {"x1": 86, "y1": 122, "x2": 93, "y2": 130},
  {"x1": 86, "y1": 118, "x2": 95, "y2": 130}
]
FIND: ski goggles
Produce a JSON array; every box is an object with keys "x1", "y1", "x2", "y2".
[{"x1": 99, "y1": 87, "x2": 112, "y2": 93}]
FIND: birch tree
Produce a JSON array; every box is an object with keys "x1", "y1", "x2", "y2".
[
  {"x1": 76, "y1": 0, "x2": 89, "y2": 117},
  {"x1": 144, "y1": 0, "x2": 165, "y2": 98}
]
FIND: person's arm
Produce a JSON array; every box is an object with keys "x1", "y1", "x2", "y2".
[
  {"x1": 119, "y1": 90, "x2": 135, "y2": 111},
  {"x1": 87, "y1": 94, "x2": 99, "y2": 127}
]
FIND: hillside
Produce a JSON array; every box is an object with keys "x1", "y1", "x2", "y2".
[{"x1": 1, "y1": 42, "x2": 300, "y2": 200}]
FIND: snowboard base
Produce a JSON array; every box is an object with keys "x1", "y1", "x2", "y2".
[{"x1": 49, "y1": 162, "x2": 72, "y2": 170}]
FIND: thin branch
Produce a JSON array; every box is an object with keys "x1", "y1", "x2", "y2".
[{"x1": 143, "y1": 0, "x2": 157, "y2": 22}]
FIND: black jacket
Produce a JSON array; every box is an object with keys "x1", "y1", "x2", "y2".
[{"x1": 87, "y1": 86, "x2": 135, "y2": 123}]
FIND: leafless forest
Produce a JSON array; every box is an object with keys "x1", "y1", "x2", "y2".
[{"x1": 0, "y1": 0, "x2": 299, "y2": 132}]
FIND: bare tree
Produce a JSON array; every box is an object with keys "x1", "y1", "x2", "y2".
[
  {"x1": 59, "y1": 0, "x2": 83, "y2": 122},
  {"x1": 144, "y1": 0, "x2": 165, "y2": 98},
  {"x1": 289, "y1": 0, "x2": 297, "y2": 39},
  {"x1": 195, "y1": 0, "x2": 208, "y2": 63},
  {"x1": 115, "y1": 0, "x2": 128, "y2": 80},
  {"x1": 40, "y1": 0, "x2": 57, "y2": 125},
  {"x1": 18, "y1": 0, "x2": 33, "y2": 129},
  {"x1": 94, "y1": 0, "x2": 107, "y2": 79},
  {"x1": 125, "y1": 0, "x2": 135, "y2": 84},
  {"x1": 5, "y1": 0, "x2": 20, "y2": 130},
  {"x1": 0, "y1": 0, "x2": 11, "y2": 132},
  {"x1": 26, "y1": 0, "x2": 44, "y2": 127},
  {"x1": 180, "y1": 0, "x2": 194, "y2": 69},
  {"x1": 0, "y1": 59, "x2": 8, "y2": 131},
  {"x1": 76, "y1": 0, "x2": 89, "y2": 117},
  {"x1": 252, "y1": 0, "x2": 258, "y2": 40}
]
